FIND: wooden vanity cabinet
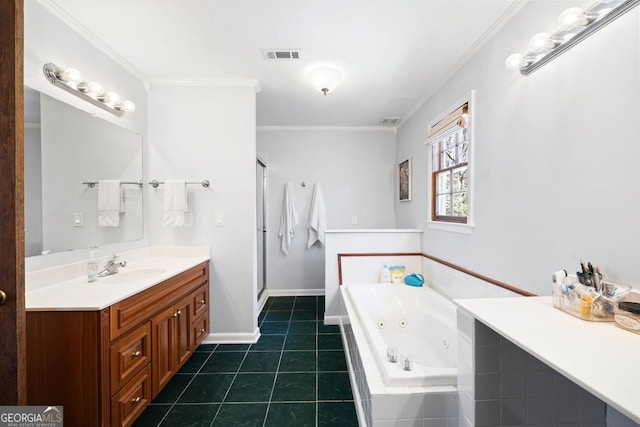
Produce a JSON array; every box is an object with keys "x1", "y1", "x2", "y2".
[{"x1": 26, "y1": 261, "x2": 210, "y2": 427}]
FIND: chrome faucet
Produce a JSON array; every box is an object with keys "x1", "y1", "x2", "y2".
[{"x1": 98, "y1": 254, "x2": 127, "y2": 277}]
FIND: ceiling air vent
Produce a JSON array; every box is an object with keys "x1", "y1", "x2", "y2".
[
  {"x1": 263, "y1": 49, "x2": 302, "y2": 60},
  {"x1": 379, "y1": 117, "x2": 402, "y2": 126}
]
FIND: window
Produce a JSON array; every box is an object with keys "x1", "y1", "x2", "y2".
[{"x1": 427, "y1": 100, "x2": 470, "y2": 225}]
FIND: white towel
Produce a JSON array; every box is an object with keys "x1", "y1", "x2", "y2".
[
  {"x1": 278, "y1": 182, "x2": 299, "y2": 255},
  {"x1": 307, "y1": 183, "x2": 327, "y2": 249},
  {"x1": 98, "y1": 180, "x2": 123, "y2": 227},
  {"x1": 163, "y1": 180, "x2": 188, "y2": 227}
]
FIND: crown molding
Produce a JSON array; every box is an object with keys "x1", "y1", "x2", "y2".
[
  {"x1": 149, "y1": 78, "x2": 262, "y2": 93},
  {"x1": 256, "y1": 125, "x2": 397, "y2": 133},
  {"x1": 37, "y1": 0, "x2": 149, "y2": 85},
  {"x1": 399, "y1": 0, "x2": 530, "y2": 128}
]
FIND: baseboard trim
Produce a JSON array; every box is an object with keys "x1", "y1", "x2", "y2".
[
  {"x1": 257, "y1": 290, "x2": 269, "y2": 313},
  {"x1": 265, "y1": 288, "x2": 325, "y2": 297},
  {"x1": 205, "y1": 328, "x2": 260, "y2": 344},
  {"x1": 323, "y1": 315, "x2": 342, "y2": 325}
]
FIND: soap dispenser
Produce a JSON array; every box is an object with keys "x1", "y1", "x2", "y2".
[{"x1": 87, "y1": 250, "x2": 98, "y2": 283}]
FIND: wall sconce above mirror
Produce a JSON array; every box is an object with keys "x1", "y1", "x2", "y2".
[
  {"x1": 43, "y1": 62, "x2": 136, "y2": 116},
  {"x1": 505, "y1": 0, "x2": 640, "y2": 75}
]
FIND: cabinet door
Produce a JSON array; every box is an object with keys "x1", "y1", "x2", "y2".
[
  {"x1": 151, "y1": 305, "x2": 175, "y2": 398},
  {"x1": 175, "y1": 295, "x2": 192, "y2": 368}
]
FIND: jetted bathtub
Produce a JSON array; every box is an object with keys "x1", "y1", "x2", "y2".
[{"x1": 342, "y1": 282, "x2": 457, "y2": 387}]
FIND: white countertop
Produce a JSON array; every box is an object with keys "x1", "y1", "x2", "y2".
[
  {"x1": 455, "y1": 296, "x2": 640, "y2": 423},
  {"x1": 26, "y1": 246, "x2": 209, "y2": 311}
]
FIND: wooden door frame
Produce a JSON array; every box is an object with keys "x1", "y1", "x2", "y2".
[{"x1": 0, "y1": 0, "x2": 26, "y2": 405}]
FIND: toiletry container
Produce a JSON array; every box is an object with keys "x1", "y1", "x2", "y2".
[
  {"x1": 389, "y1": 266, "x2": 405, "y2": 284},
  {"x1": 379, "y1": 264, "x2": 391, "y2": 284},
  {"x1": 614, "y1": 302, "x2": 640, "y2": 334},
  {"x1": 552, "y1": 270, "x2": 567, "y2": 308},
  {"x1": 87, "y1": 250, "x2": 98, "y2": 283}
]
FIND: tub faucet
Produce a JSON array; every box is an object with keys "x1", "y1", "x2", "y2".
[{"x1": 98, "y1": 254, "x2": 127, "y2": 277}]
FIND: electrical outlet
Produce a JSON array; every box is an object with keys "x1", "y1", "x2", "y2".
[{"x1": 351, "y1": 215, "x2": 358, "y2": 225}]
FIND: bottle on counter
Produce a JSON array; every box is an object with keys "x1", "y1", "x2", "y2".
[
  {"x1": 87, "y1": 250, "x2": 98, "y2": 283},
  {"x1": 379, "y1": 264, "x2": 391, "y2": 284}
]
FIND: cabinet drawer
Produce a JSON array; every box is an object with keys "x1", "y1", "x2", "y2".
[
  {"x1": 111, "y1": 364, "x2": 151, "y2": 427},
  {"x1": 191, "y1": 313, "x2": 209, "y2": 350},
  {"x1": 111, "y1": 322, "x2": 151, "y2": 395},
  {"x1": 190, "y1": 284, "x2": 208, "y2": 319}
]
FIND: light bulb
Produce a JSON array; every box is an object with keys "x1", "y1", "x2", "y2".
[
  {"x1": 76, "y1": 81, "x2": 104, "y2": 95},
  {"x1": 86, "y1": 81, "x2": 103, "y2": 95},
  {"x1": 558, "y1": 7, "x2": 592, "y2": 31},
  {"x1": 529, "y1": 33, "x2": 552, "y2": 52},
  {"x1": 103, "y1": 92, "x2": 121, "y2": 105},
  {"x1": 504, "y1": 53, "x2": 524, "y2": 71},
  {"x1": 308, "y1": 66, "x2": 344, "y2": 95},
  {"x1": 116, "y1": 100, "x2": 136, "y2": 112},
  {"x1": 59, "y1": 68, "x2": 82, "y2": 83}
]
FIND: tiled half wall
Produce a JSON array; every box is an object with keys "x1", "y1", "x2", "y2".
[{"x1": 457, "y1": 308, "x2": 639, "y2": 426}]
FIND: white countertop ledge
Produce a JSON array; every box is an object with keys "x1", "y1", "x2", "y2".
[
  {"x1": 455, "y1": 296, "x2": 640, "y2": 424},
  {"x1": 26, "y1": 246, "x2": 210, "y2": 311},
  {"x1": 325, "y1": 229, "x2": 423, "y2": 233}
]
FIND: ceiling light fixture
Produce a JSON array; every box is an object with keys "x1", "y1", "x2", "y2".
[
  {"x1": 43, "y1": 62, "x2": 136, "y2": 116},
  {"x1": 308, "y1": 66, "x2": 344, "y2": 96},
  {"x1": 505, "y1": 0, "x2": 639, "y2": 76}
]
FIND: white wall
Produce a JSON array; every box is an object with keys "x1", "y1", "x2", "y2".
[
  {"x1": 396, "y1": 2, "x2": 640, "y2": 296},
  {"x1": 257, "y1": 128, "x2": 396, "y2": 294},
  {"x1": 148, "y1": 83, "x2": 259, "y2": 340}
]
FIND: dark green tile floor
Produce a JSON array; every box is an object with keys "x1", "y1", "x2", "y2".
[{"x1": 133, "y1": 295, "x2": 358, "y2": 427}]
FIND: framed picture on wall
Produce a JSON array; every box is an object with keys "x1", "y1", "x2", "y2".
[{"x1": 398, "y1": 158, "x2": 412, "y2": 201}]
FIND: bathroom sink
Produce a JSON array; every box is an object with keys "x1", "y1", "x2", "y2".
[{"x1": 102, "y1": 267, "x2": 166, "y2": 284}]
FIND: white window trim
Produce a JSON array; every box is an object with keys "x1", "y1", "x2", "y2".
[{"x1": 425, "y1": 90, "x2": 476, "y2": 234}]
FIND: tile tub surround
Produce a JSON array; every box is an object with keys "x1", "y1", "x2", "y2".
[
  {"x1": 133, "y1": 295, "x2": 358, "y2": 427},
  {"x1": 340, "y1": 285, "x2": 459, "y2": 427},
  {"x1": 456, "y1": 298, "x2": 640, "y2": 426}
]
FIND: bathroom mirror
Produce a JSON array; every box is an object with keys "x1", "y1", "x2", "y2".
[{"x1": 24, "y1": 86, "x2": 143, "y2": 257}]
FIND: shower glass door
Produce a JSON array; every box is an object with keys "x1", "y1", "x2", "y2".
[{"x1": 256, "y1": 159, "x2": 267, "y2": 300}]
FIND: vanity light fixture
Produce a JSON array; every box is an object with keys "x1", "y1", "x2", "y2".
[
  {"x1": 43, "y1": 62, "x2": 136, "y2": 116},
  {"x1": 505, "y1": 0, "x2": 640, "y2": 75}
]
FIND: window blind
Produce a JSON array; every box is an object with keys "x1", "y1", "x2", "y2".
[{"x1": 426, "y1": 103, "x2": 468, "y2": 144}]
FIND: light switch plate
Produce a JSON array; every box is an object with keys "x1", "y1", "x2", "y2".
[
  {"x1": 351, "y1": 215, "x2": 358, "y2": 225},
  {"x1": 73, "y1": 212, "x2": 84, "y2": 227},
  {"x1": 215, "y1": 212, "x2": 224, "y2": 226}
]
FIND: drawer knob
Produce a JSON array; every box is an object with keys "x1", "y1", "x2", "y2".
[
  {"x1": 132, "y1": 396, "x2": 141, "y2": 404},
  {"x1": 177, "y1": 310, "x2": 181, "y2": 315},
  {"x1": 131, "y1": 351, "x2": 142, "y2": 358},
  {"x1": 200, "y1": 328, "x2": 205, "y2": 333},
  {"x1": 199, "y1": 299, "x2": 205, "y2": 305},
  {"x1": 172, "y1": 312, "x2": 178, "y2": 318}
]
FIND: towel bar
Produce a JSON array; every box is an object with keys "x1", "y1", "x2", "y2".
[
  {"x1": 148, "y1": 180, "x2": 210, "y2": 188},
  {"x1": 83, "y1": 180, "x2": 143, "y2": 188}
]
